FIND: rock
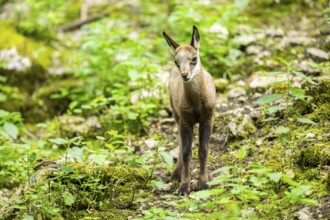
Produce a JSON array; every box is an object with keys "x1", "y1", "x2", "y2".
[
  {"x1": 249, "y1": 71, "x2": 287, "y2": 90},
  {"x1": 306, "y1": 47, "x2": 329, "y2": 62},
  {"x1": 266, "y1": 28, "x2": 284, "y2": 37},
  {"x1": 209, "y1": 24, "x2": 228, "y2": 39},
  {"x1": 281, "y1": 36, "x2": 315, "y2": 47},
  {"x1": 246, "y1": 45, "x2": 263, "y2": 55},
  {"x1": 255, "y1": 139, "x2": 263, "y2": 146},
  {"x1": 296, "y1": 207, "x2": 315, "y2": 220},
  {"x1": 169, "y1": 147, "x2": 180, "y2": 159},
  {"x1": 0, "y1": 47, "x2": 31, "y2": 72},
  {"x1": 305, "y1": 133, "x2": 316, "y2": 139},
  {"x1": 214, "y1": 78, "x2": 229, "y2": 91},
  {"x1": 233, "y1": 35, "x2": 256, "y2": 46},
  {"x1": 294, "y1": 59, "x2": 321, "y2": 75},
  {"x1": 228, "y1": 114, "x2": 257, "y2": 138},
  {"x1": 227, "y1": 87, "x2": 247, "y2": 99}
]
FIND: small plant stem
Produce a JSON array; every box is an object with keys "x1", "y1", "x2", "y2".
[
  {"x1": 286, "y1": 63, "x2": 290, "y2": 130},
  {"x1": 145, "y1": 142, "x2": 159, "y2": 187}
]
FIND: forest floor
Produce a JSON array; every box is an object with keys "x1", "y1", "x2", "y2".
[{"x1": 132, "y1": 3, "x2": 330, "y2": 219}]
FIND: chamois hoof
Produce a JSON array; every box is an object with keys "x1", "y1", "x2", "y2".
[
  {"x1": 196, "y1": 180, "x2": 209, "y2": 190},
  {"x1": 177, "y1": 183, "x2": 190, "y2": 196},
  {"x1": 171, "y1": 170, "x2": 181, "y2": 182}
]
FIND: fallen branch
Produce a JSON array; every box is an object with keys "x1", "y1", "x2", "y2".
[{"x1": 57, "y1": 12, "x2": 110, "y2": 32}]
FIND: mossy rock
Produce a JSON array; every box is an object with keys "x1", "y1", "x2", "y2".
[
  {"x1": 0, "y1": 21, "x2": 53, "y2": 69},
  {"x1": 297, "y1": 143, "x2": 330, "y2": 167},
  {"x1": 1, "y1": 162, "x2": 150, "y2": 219}
]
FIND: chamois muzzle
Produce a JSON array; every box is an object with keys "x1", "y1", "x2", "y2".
[{"x1": 181, "y1": 73, "x2": 189, "y2": 80}]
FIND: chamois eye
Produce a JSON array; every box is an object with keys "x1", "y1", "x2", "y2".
[{"x1": 191, "y1": 57, "x2": 197, "y2": 65}]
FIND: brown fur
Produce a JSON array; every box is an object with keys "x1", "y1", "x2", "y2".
[{"x1": 163, "y1": 26, "x2": 216, "y2": 195}]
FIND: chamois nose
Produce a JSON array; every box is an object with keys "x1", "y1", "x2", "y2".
[{"x1": 181, "y1": 73, "x2": 188, "y2": 79}]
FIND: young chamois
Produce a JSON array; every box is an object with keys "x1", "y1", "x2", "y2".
[{"x1": 163, "y1": 26, "x2": 216, "y2": 195}]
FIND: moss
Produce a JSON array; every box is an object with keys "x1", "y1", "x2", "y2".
[
  {"x1": 297, "y1": 143, "x2": 330, "y2": 167},
  {"x1": 0, "y1": 21, "x2": 54, "y2": 69}
]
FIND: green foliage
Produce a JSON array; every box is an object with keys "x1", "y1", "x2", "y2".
[
  {"x1": 140, "y1": 164, "x2": 317, "y2": 219},
  {"x1": 256, "y1": 58, "x2": 317, "y2": 147}
]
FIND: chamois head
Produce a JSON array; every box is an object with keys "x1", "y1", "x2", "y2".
[{"x1": 163, "y1": 26, "x2": 201, "y2": 82}]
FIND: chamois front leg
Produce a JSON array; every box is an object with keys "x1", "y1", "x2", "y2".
[
  {"x1": 177, "y1": 122, "x2": 193, "y2": 196},
  {"x1": 171, "y1": 129, "x2": 182, "y2": 182},
  {"x1": 197, "y1": 119, "x2": 213, "y2": 190}
]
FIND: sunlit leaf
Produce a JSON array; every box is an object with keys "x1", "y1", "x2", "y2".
[
  {"x1": 61, "y1": 166, "x2": 73, "y2": 173},
  {"x1": 212, "y1": 166, "x2": 233, "y2": 175},
  {"x1": 250, "y1": 176, "x2": 268, "y2": 186},
  {"x1": 48, "y1": 138, "x2": 67, "y2": 145},
  {"x1": 23, "y1": 214, "x2": 34, "y2": 220},
  {"x1": 153, "y1": 180, "x2": 165, "y2": 189},
  {"x1": 292, "y1": 71, "x2": 316, "y2": 85},
  {"x1": 193, "y1": 190, "x2": 211, "y2": 199},
  {"x1": 281, "y1": 174, "x2": 299, "y2": 186},
  {"x1": 275, "y1": 126, "x2": 290, "y2": 134},
  {"x1": 268, "y1": 105, "x2": 286, "y2": 114},
  {"x1": 279, "y1": 133, "x2": 290, "y2": 146},
  {"x1": 300, "y1": 198, "x2": 319, "y2": 205},
  {"x1": 290, "y1": 87, "x2": 306, "y2": 100},
  {"x1": 297, "y1": 117, "x2": 316, "y2": 125},
  {"x1": 160, "y1": 152, "x2": 174, "y2": 168},
  {"x1": 276, "y1": 57, "x2": 289, "y2": 65},
  {"x1": 263, "y1": 117, "x2": 279, "y2": 122},
  {"x1": 63, "y1": 192, "x2": 75, "y2": 205},
  {"x1": 268, "y1": 172, "x2": 282, "y2": 183},
  {"x1": 90, "y1": 154, "x2": 107, "y2": 165},
  {"x1": 256, "y1": 94, "x2": 282, "y2": 105},
  {"x1": 68, "y1": 147, "x2": 83, "y2": 163},
  {"x1": 3, "y1": 122, "x2": 18, "y2": 139}
]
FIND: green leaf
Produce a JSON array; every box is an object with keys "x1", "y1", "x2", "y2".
[
  {"x1": 23, "y1": 214, "x2": 34, "y2": 220},
  {"x1": 309, "y1": 63, "x2": 319, "y2": 68},
  {"x1": 265, "y1": 71, "x2": 282, "y2": 76},
  {"x1": 48, "y1": 138, "x2": 67, "y2": 145},
  {"x1": 160, "y1": 152, "x2": 174, "y2": 168},
  {"x1": 256, "y1": 94, "x2": 282, "y2": 105},
  {"x1": 3, "y1": 122, "x2": 18, "y2": 139},
  {"x1": 292, "y1": 71, "x2": 316, "y2": 85},
  {"x1": 281, "y1": 174, "x2": 299, "y2": 186},
  {"x1": 29, "y1": 153, "x2": 37, "y2": 163},
  {"x1": 236, "y1": 146, "x2": 248, "y2": 161},
  {"x1": 276, "y1": 57, "x2": 289, "y2": 65},
  {"x1": 89, "y1": 154, "x2": 107, "y2": 165},
  {"x1": 268, "y1": 105, "x2": 286, "y2": 114},
  {"x1": 250, "y1": 176, "x2": 268, "y2": 186},
  {"x1": 67, "y1": 147, "x2": 83, "y2": 163},
  {"x1": 263, "y1": 117, "x2": 279, "y2": 122},
  {"x1": 268, "y1": 172, "x2": 282, "y2": 183},
  {"x1": 212, "y1": 166, "x2": 233, "y2": 175},
  {"x1": 61, "y1": 166, "x2": 74, "y2": 173},
  {"x1": 275, "y1": 126, "x2": 290, "y2": 134},
  {"x1": 193, "y1": 190, "x2": 211, "y2": 199},
  {"x1": 290, "y1": 87, "x2": 306, "y2": 100},
  {"x1": 153, "y1": 180, "x2": 165, "y2": 189},
  {"x1": 300, "y1": 198, "x2": 319, "y2": 205},
  {"x1": 63, "y1": 192, "x2": 75, "y2": 205},
  {"x1": 279, "y1": 133, "x2": 290, "y2": 146},
  {"x1": 297, "y1": 117, "x2": 316, "y2": 125},
  {"x1": 0, "y1": 109, "x2": 9, "y2": 117}
]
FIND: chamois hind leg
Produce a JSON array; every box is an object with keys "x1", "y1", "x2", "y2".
[
  {"x1": 171, "y1": 129, "x2": 182, "y2": 182},
  {"x1": 177, "y1": 122, "x2": 193, "y2": 196},
  {"x1": 197, "y1": 119, "x2": 213, "y2": 190}
]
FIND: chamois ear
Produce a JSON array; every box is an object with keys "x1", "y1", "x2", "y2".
[
  {"x1": 190, "y1": 25, "x2": 200, "y2": 50},
  {"x1": 163, "y1": 31, "x2": 180, "y2": 53}
]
